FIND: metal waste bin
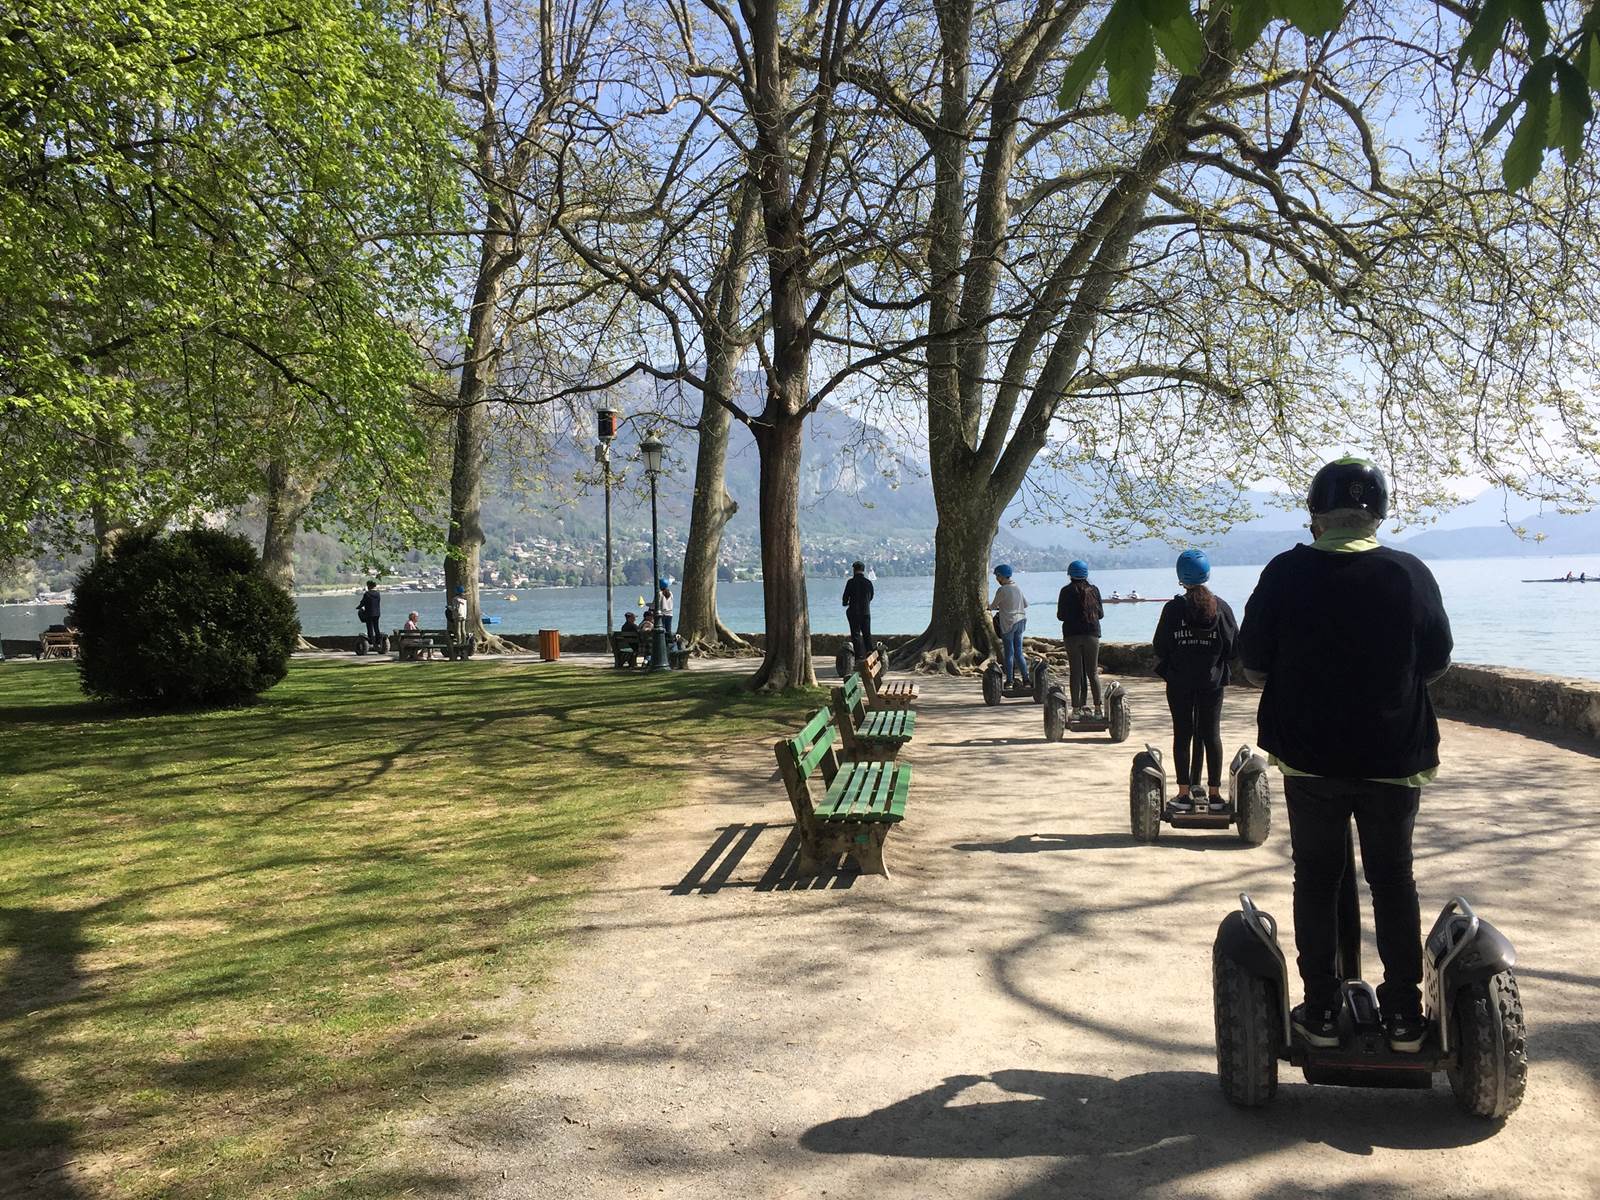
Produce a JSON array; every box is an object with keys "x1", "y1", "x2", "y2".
[{"x1": 538, "y1": 629, "x2": 560, "y2": 661}]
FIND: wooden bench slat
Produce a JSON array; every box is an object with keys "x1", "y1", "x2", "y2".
[{"x1": 818, "y1": 761, "x2": 908, "y2": 823}]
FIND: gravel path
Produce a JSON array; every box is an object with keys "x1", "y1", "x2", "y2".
[{"x1": 406, "y1": 666, "x2": 1600, "y2": 1200}]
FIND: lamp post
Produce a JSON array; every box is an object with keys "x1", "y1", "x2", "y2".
[
  {"x1": 640, "y1": 432, "x2": 669, "y2": 672},
  {"x1": 596, "y1": 408, "x2": 618, "y2": 643}
]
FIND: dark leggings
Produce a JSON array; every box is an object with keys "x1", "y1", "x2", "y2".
[{"x1": 1166, "y1": 684, "x2": 1224, "y2": 787}]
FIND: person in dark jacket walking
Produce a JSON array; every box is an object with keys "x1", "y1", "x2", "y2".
[
  {"x1": 1238, "y1": 457, "x2": 1453, "y2": 1055},
  {"x1": 1056, "y1": 560, "x2": 1104, "y2": 716},
  {"x1": 356, "y1": 580, "x2": 382, "y2": 642},
  {"x1": 1153, "y1": 550, "x2": 1237, "y2": 809},
  {"x1": 842, "y1": 562, "x2": 874, "y2": 659}
]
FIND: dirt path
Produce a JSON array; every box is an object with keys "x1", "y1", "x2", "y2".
[{"x1": 409, "y1": 668, "x2": 1600, "y2": 1199}]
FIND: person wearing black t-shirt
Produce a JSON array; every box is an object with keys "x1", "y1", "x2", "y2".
[
  {"x1": 842, "y1": 562, "x2": 874, "y2": 660},
  {"x1": 1153, "y1": 549, "x2": 1237, "y2": 809},
  {"x1": 1238, "y1": 457, "x2": 1453, "y2": 1056}
]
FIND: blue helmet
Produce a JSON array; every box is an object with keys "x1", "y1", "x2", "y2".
[
  {"x1": 659, "y1": 578, "x2": 670, "y2": 589},
  {"x1": 994, "y1": 564, "x2": 1014, "y2": 580},
  {"x1": 1068, "y1": 560, "x2": 1089, "y2": 580},
  {"x1": 454, "y1": 585, "x2": 466, "y2": 594},
  {"x1": 1177, "y1": 549, "x2": 1211, "y2": 586}
]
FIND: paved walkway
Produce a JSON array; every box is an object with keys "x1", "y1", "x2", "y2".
[{"x1": 410, "y1": 666, "x2": 1599, "y2": 1199}]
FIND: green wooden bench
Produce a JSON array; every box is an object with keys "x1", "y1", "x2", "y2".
[
  {"x1": 831, "y1": 673, "x2": 916, "y2": 761},
  {"x1": 394, "y1": 628, "x2": 473, "y2": 661},
  {"x1": 612, "y1": 629, "x2": 642, "y2": 668},
  {"x1": 775, "y1": 707, "x2": 912, "y2": 877},
  {"x1": 861, "y1": 648, "x2": 918, "y2": 708}
]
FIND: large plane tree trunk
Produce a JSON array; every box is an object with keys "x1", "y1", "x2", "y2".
[
  {"x1": 678, "y1": 381, "x2": 745, "y2": 650},
  {"x1": 895, "y1": 475, "x2": 1002, "y2": 672},
  {"x1": 260, "y1": 455, "x2": 320, "y2": 591},
  {"x1": 446, "y1": 206, "x2": 516, "y2": 651},
  {"x1": 749, "y1": 409, "x2": 811, "y2": 690}
]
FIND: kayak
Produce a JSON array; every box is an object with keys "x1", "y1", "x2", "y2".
[
  {"x1": 1521, "y1": 578, "x2": 1591, "y2": 583},
  {"x1": 1104, "y1": 597, "x2": 1165, "y2": 604}
]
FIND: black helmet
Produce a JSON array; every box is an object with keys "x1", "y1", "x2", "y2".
[{"x1": 1307, "y1": 456, "x2": 1389, "y2": 519}]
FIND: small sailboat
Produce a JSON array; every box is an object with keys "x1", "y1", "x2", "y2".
[{"x1": 505, "y1": 594, "x2": 518, "y2": 601}]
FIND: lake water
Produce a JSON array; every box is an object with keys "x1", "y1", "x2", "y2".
[{"x1": 5, "y1": 554, "x2": 1600, "y2": 680}]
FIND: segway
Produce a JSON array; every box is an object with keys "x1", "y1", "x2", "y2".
[
  {"x1": 1043, "y1": 680, "x2": 1130, "y2": 742},
  {"x1": 354, "y1": 633, "x2": 389, "y2": 656},
  {"x1": 835, "y1": 639, "x2": 886, "y2": 680},
  {"x1": 1212, "y1": 823, "x2": 1527, "y2": 1118},
  {"x1": 981, "y1": 659, "x2": 1049, "y2": 706},
  {"x1": 1129, "y1": 744, "x2": 1269, "y2": 844}
]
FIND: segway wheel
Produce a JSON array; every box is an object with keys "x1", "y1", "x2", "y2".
[
  {"x1": 1107, "y1": 690, "x2": 1131, "y2": 743},
  {"x1": 1447, "y1": 971, "x2": 1528, "y2": 1119},
  {"x1": 1043, "y1": 686, "x2": 1067, "y2": 742},
  {"x1": 1235, "y1": 771, "x2": 1271, "y2": 846},
  {"x1": 375, "y1": 634, "x2": 388, "y2": 655},
  {"x1": 835, "y1": 647, "x2": 856, "y2": 679},
  {"x1": 355, "y1": 637, "x2": 368, "y2": 657},
  {"x1": 464, "y1": 634, "x2": 477, "y2": 659},
  {"x1": 1130, "y1": 769, "x2": 1162, "y2": 843},
  {"x1": 981, "y1": 665, "x2": 1002, "y2": 706},
  {"x1": 1031, "y1": 660, "x2": 1049, "y2": 704},
  {"x1": 1213, "y1": 938, "x2": 1280, "y2": 1107}
]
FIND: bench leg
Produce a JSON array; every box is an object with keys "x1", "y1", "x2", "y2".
[{"x1": 850, "y1": 826, "x2": 889, "y2": 878}]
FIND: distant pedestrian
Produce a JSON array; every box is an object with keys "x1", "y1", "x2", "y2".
[
  {"x1": 842, "y1": 561, "x2": 874, "y2": 659},
  {"x1": 989, "y1": 564, "x2": 1029, "y2": 687},
  {"x1": 656, "y1": 580, "x2": 674, "y2": 640},
  {"x1": 1056, "y1": 560, "x2": 1104, "y2": 717},
  {"x1": 356, "y1": 580, "x2": 382, "y2": 642},
  {"x1": 447, "y1": 585, "x2": 468, "y2": 644},
  {"x1": 1153, "y1": 550, "x2": 1238, "y2": 808}
]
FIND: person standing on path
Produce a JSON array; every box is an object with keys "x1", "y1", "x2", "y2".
[
  {"x1": 357, "y1": 580, "x2": 382, "y2": 643},
  {"x1": 989, "y1": 564, "x2": 1029, "y2": 687},
  {"x1": 1056, "y1": 560, "x2": 1104, "y2": 716},
  {"x1": 1153, "y1": 550, "x2": 1237, "y2": 808},
  {"x1": 447, "y1": 585, "x2": 468, "y2": 645},
  {"x1": 656, "y1": 580, "x2": 674, "y2": 641},
  {"x1": 842, "y1": 561, "x2": 874, "y2": 660},
  {"x1": 1238, "y1": 456, "x2": 1453, "y2": 1055}
]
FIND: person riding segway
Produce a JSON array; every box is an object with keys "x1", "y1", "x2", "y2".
[
  {"x1": 1214, "y1": 459, "x2": 1524, "y2": 1116},
  {"x1": 982, "y1": 565, "x2": 1048, "y2": 705},
  {"x1": 1056, "y1": 560, "x2": 1104, "y2": 722},
  {"x1": 1238, "y1": 457, "x2": 1454, "y2": 1055},
  {"x1": 837, "y1": 561, "x2": 875, "y2": 677},
  {"x1": 1155, "y1": 550, "x2": 1238, "y2": 812}
]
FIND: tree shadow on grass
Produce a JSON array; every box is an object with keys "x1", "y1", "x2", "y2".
[{"x1": 0, "y1": 906, "x2": 92, "y2": 1199}]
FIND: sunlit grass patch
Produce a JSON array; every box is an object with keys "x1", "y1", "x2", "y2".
[{"x1": 0, "y1": 658, "x2": 810, "y2": 1198}]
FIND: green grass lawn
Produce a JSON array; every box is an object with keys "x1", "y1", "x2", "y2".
[{"x1": 0, "y1": 658, "x2": 810, "y2": 1199}]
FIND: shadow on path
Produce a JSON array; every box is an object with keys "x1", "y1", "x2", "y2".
[
  {"x1": 666, "y1": 823, "x2": 858, "y2": 894},
  {"x1": 802, "y1": 1069, "x2": 1500, "y2": 1197},
  {"x1": 954, "y1": 832, "x2": 1255, "y2": 854}
]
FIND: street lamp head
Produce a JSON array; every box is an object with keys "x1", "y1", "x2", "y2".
[{"x1": 640, "y1": 433, "x2": 664, "y2": 477}]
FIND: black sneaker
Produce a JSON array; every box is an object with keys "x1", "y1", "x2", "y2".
[
  {"x1": 1291, "y1": 1002, "x2": 1342, "y2": 1048},
  {"x1": 1385, "y1": 1011, "x2": 1426, "y2": 1053}
]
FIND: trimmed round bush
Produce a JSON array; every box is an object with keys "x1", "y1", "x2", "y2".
[{"x1": 70, "y1": 528, "x2": 300, "y2": 706}]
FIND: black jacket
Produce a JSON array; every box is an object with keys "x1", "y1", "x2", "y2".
[
  {"x1": 1057, "y1": 581, "x2": 1103, "y2": 636},
  {"x1": 1238, "y1": 544, "x2": 1452, "y2": 779},
  {"x1": 357, "y1": 589, "x2": 380, "y2": 620},
  {"x1": 1154, "y1": 593, "x2": 1238, "y2": 691},
  {"x1": 842, "y1": 575, "x2": 874, "y2": 614}
]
